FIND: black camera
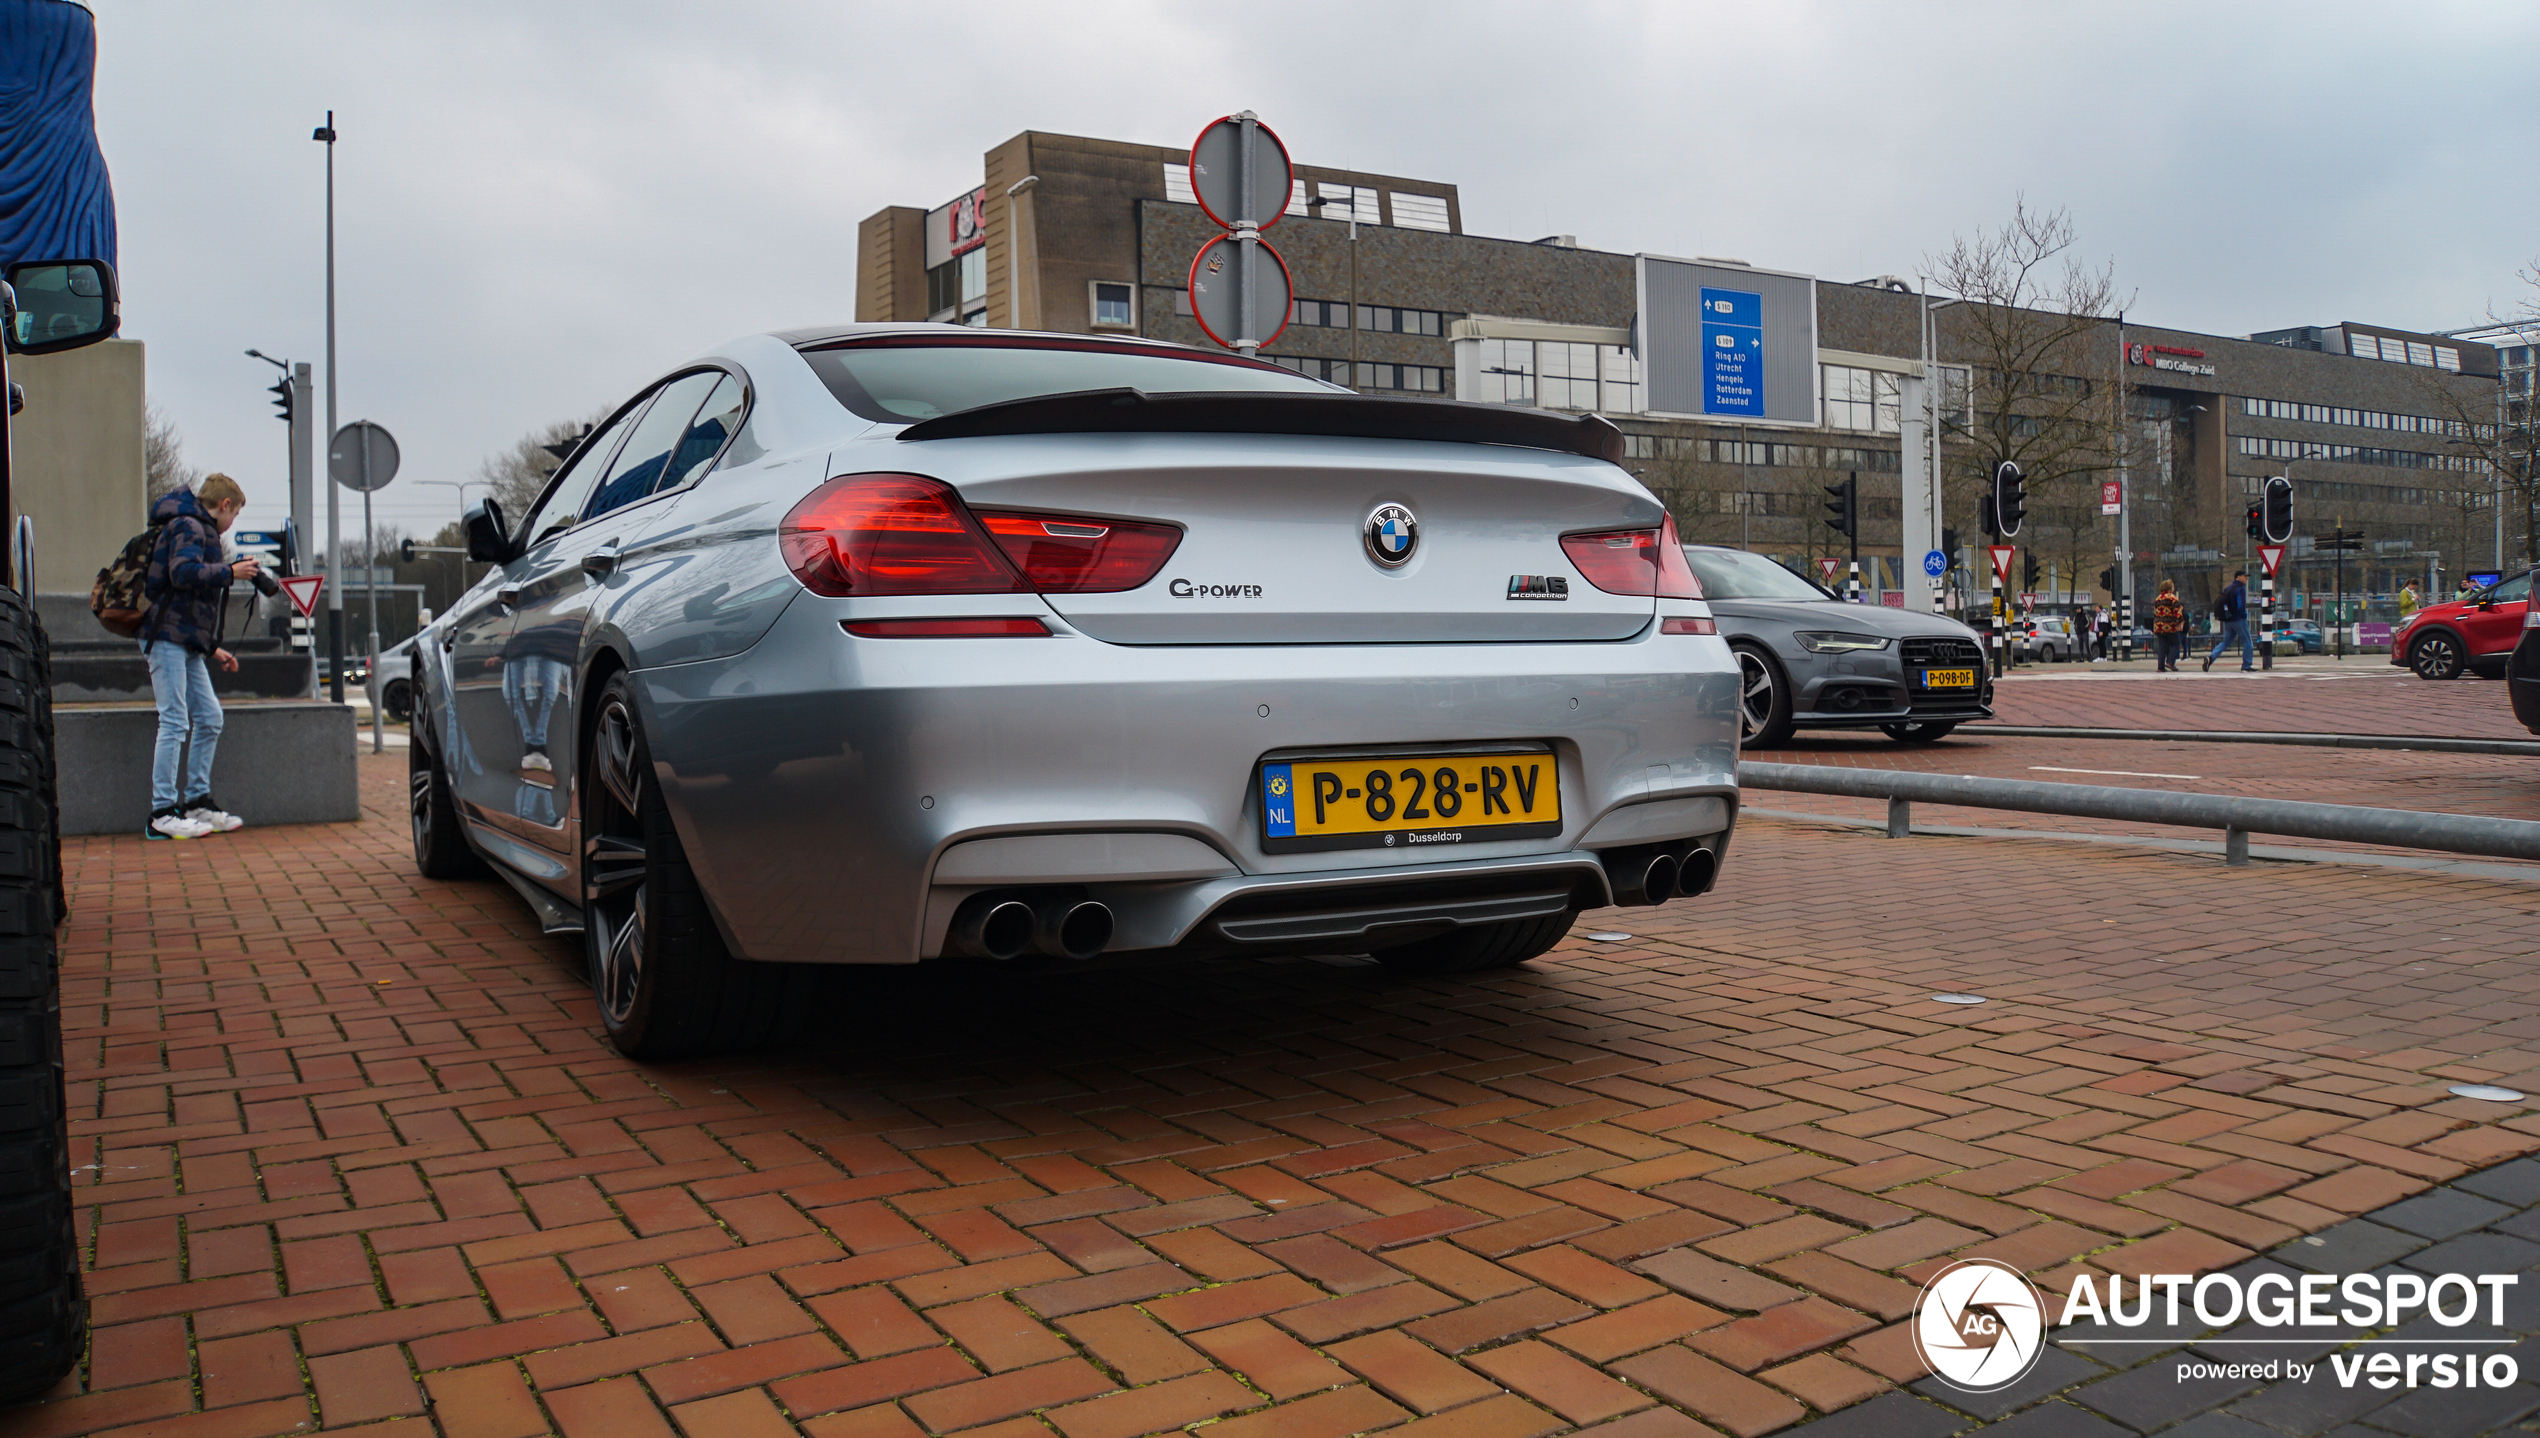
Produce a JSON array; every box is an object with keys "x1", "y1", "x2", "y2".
[{"x1": 247, "y1": 567, "x2": 280, "y2": 599}]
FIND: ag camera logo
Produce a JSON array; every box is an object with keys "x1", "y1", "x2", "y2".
[{"x1": 1914, "y1": 1259, "x2": 2046, "y2": 1392}]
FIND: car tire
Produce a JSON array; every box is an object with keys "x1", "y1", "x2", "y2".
[
  {"x1": 1733, "y1": 644, "x2": 1796, "y2": 749},
  {"x1": 410, "y1": 719, "x2": 488, "y2": 881},
  {"x1": 1373, "y1": 909, "x2": 1575, "y2": 976},
  {"x1": 582, "y1": 672, "x2": 823, "y2": 1059},
  {"x1": 1879, "y1": 721, "x2": 1959, "y2": 744},
  {"x1": 2407, "y1": 632, "x2": 2466, "y2": 681},
  {"x1": 0, "y1": 589, "x2": 80, "y2": 1406},
  {"x1": 383, "y1": 678, "x2": 413, "y2": 722}
]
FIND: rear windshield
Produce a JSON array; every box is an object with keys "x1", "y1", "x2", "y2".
[
  {"x1": 802, "y1": 336, "x2": 1335, "y2": 423},
  {"x1": 1682, "y1": 547, "x2": 1833, "y2": 601}
]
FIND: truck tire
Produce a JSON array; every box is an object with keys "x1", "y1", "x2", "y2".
[{"x1": 0, "y1": 589, "x2": 80, "y2": 1404}]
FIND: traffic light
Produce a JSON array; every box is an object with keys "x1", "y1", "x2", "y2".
[
  {"x1": 1992, "y1": 461, "x2": 2026, "y2": 538},
  {"x1": 268, "y1": 376, "x2": 293, "y2": 425},
  {"x1": 1978, "y1": 495, "x2": 1998, "y2": 538},
  {"x1": 2246, "y1": 504, "x2": 2263, "y2": 541},
  {"x1": 2022, "y1": 553, "x2": 2040, "y2": 589},
  {"x1": 1822, "y1": 474, "x2": 1858, "y2": 539},
  {"x1": 2098, "y1": 567, "x2": 2114, "y2": 591},
  {"x1": 399, "y1": 538, "x2": 416, "y2": 565},
  {"x1": 2262, "y1": 475, "x2": 2294, "y2": 543},
  {"x1": 1943, "y1": 526, "x2": 1961, "y2": 558}
]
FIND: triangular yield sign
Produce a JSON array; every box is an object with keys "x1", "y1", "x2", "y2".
[
  {"x1": 1987, "y1": 546, "x2": 2016, "y2": 584},
  {"x1": 1817, "y1": 557, "x2": 1841, "y2": 582},
  {"x1": 279, "y1": 574, "x2": 325, "y2": 618},
  {"x1": 2258, "y1": 544, "x2": 2286, "y2": 577}
]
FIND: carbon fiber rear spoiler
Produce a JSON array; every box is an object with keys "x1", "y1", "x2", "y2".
[{"x1": 893, "y1": 388, "x2": 1626, "y2": 465}]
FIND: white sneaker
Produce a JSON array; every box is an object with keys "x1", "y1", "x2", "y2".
[
  {"x1": 520, "y1": 751, "x2": 553, "y2": 773},
  {"x1": 184, "y1": 804, "x2": 245, "y2": 833},
  {"x1": 148, "y1": 812, "x2": 215, "y2": 841}
]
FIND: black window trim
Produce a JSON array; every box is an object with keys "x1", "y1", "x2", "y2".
[{"x1": 514, "y1": 362, "x2": 753, "y2": 544}]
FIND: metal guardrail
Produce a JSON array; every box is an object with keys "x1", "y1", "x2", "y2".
[
  {"x1": 1974, "y1": 725, "x2": 2540, "y2": 758},
  {"x1": 1739, "y1": 761, "x2": 2540, "y2": 867}
]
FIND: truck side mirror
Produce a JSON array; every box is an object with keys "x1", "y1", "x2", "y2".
[
  {"x1": 3, "y1": 260, "x2": 119, "y2": 355},
  {"x1": 464, "y1": 498, "x2": 516, "y2": 565}
]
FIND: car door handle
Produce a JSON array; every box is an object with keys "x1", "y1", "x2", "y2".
[
  {"x1": 496, "y1": 586, "x2": 522, "y2": 611},
  {"x1": 581, "y1": 549, "x2": 617, "y2": 578}
]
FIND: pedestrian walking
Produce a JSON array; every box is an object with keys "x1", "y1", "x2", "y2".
[
  {"x1": 138, "y1": 475, "x2": 261, "y2": 838},
  {"x1": 2151, "y1": 579, "x2": 2185, "y2": 671},
  {"x1": 2204, "y1": 568, "x2": 2255, "y2": 672}
]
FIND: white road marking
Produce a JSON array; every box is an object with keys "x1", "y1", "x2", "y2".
[{"x1": 2029, "y1": 765, "x2": 2201, "y2": 780}]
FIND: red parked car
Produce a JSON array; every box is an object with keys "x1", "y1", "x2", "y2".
[{"x1": 2391, "y1": 569, "x2": 2532, "y2": 680}]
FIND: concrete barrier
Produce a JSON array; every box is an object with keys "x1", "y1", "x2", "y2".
[{"x1": 59, "y1": 703, "x2": 362, "y2": 836}]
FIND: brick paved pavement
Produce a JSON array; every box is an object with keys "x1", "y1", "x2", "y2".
[
  {"x1": 14, "y1": 753, "x2": 2540, "y2": 1438},
  {"x1": 1983, "y1": 661, "x2": 2530, "y2": 743}
]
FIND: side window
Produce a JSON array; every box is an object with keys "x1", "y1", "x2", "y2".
[
  {"x1": 656, "y1": 374, "x2": 744, "y2": 495},
  {"x1": 584, "y1": 371, "x2": 721, "y2": 520},
  {"x1": 522, "y1": 404, "x2": 643, "y2": 544},
  {"x1": 2491, "y1": 573, "x2": 2531, "y2": 603}
]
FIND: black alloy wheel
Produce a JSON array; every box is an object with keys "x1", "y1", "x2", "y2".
[
  {"x1": 581, "y1": 672, "x2": 818, "y2": 1059},
  {"x1": 410, "y1": 721, "x2": 488, "y2": 880},
  {"x1": 1879, "y1": 720, "x2": 1959, "y2": 744},
  {"x1": 383, "y1": 678, "x2": 414, "y2": 722},
  {"x1": 2408, "y1": 631, "x2": 2466, "y2": 681},
  {"x1": 1734, "y1": 645, "x2": 1795, "y2": 749}
]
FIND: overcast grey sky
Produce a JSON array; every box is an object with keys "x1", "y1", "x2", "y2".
[{"x1": 95, "y1": 0, "x2": 2540, "y2": 537}]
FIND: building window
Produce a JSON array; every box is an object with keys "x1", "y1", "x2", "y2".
[
  {"x1": 1090, "y1": 282, "x2": 1134, "y2": 329},
  {"x1": 1470, "y1": 339, "x2": 1638, "y2": 412},
  {"x1": 1163, "y1": 164, "x2": 1196, "y2": 205},
  {"x1": 1314, "y1": 182, "x2": 1380, "y2": 224},
  {"x1": 927, "y1": 249, "x2": 988, "y2": 325},
  {"x1": 1264, "y1": 355, "x2": 1445, "y2": 394},
  {"x1": 1391, "y1": 192, "x2": 1450, "y2": 231},
  {"x1": 1287, "y1": 299, "x2": 1448, "y2": 335}
]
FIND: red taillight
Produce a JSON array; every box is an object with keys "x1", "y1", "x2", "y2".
[
  {"x1": 1661, "y1": 616, "x2": 1716, "y2": 635},
  {"x1": 780, "y1": 474, "x2": 1021, "y2": 596},
  {"x1": 1561, "y1": 514, "x2": 1703, "y2": 598},
  {"x1": 844, "y1": 618, "x2": 1050, "y2": 638},
  {"x1": 976, "y1": 512, "x2": 1182, "y2": 593}
]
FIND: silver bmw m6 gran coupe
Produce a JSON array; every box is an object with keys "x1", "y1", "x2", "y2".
[{"x1": 412, "y1": 326, "x2": 1740, "y2": 1055}]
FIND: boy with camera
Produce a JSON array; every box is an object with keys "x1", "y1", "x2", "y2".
[{"x1": 138, "y1": 473, "x2": 265, "y2": 839}]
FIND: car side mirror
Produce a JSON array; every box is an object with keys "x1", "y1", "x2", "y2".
[
  {"x1": 464, "y1": 498, "x2": 517, "y2": 564},
  {"x1": 3, "y1": 259, "x2": 120, "y2": 355},
  {"x1": 2478, "y1": 598, "x2": 2496, "y2": 611}
]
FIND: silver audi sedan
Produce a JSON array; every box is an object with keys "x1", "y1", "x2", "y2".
[{"x1": 412, "y1": 326, "x2": 1741, "y2": 1056}]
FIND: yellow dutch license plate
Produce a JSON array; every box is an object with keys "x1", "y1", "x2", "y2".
[
  {"x1": 1920, "y1": 668, "x2": 1977, "y2": 689},
  {"x1": 1261, "y1": 751, "x2": 1562, "y2": 854}
]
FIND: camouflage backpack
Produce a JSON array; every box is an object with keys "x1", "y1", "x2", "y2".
[{"x1": 88, "y1": 523, "x2": 167, "y2": 639}]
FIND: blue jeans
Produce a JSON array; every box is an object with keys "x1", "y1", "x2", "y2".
[
  {"x1": 502, "y1": 655, "x2": 571, "y2": 749},
  {"x1": 2208, "y1": 618, "x2": 2253, "y2": 669},
  {"x1": 143, "y1": 640, "x2": 222, "y2": 811}
]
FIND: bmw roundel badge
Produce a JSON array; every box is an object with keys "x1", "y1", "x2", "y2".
[{"x1": 1363, "y1": 503, "x2": 1419, "y2": 568}]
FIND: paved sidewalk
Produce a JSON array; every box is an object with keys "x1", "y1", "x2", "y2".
[
  {"x1": 1984, "y1": 663, "x2": 2529, "y2": 743},
  {"x1": 15, "y1": 755, "x2": 2540, "y2": 1438}
]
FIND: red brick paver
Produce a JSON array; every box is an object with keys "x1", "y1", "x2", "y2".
[{"x1": 12, "y1": 750, "x2": 2539, "y2": 1437}]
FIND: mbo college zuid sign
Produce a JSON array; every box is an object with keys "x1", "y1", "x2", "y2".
[{"x1": 1914, "y1": 1259, "x2": 2520, "y2": 1400}]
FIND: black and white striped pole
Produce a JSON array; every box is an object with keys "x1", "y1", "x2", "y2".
[{"x1": 2259, "y1": 474, "x2": 2294, "y2": 670}]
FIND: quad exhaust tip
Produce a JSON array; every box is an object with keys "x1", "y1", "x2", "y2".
[{"x1": 951, "y1": 891, "x2": 1114, "y2": 960}]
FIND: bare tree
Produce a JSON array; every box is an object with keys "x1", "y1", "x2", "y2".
[
  {"x1": 476, "y1": 413, "x2": 602, "y2": 521},
  {"x1": 144, "y1": 404, "x2": 200, "y2": 502},
  {"x1": 2412, "y1": 258, "x2": 2540, "y2": 572},
  {"x1": 1928, "y1": 200, "x2": 2132, "y2": 603}
]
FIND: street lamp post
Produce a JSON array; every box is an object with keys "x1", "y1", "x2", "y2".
[
  {"x1": 1304, "y1": 190, "x2": 1360, "y2": 387},
  {"x1": 313, "y1": 112, "x2": 343, "y2": 703}
]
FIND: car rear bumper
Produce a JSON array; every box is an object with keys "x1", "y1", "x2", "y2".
[{"x1": 634, "y1": 596, "x2": 1741, "y2": 964}]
